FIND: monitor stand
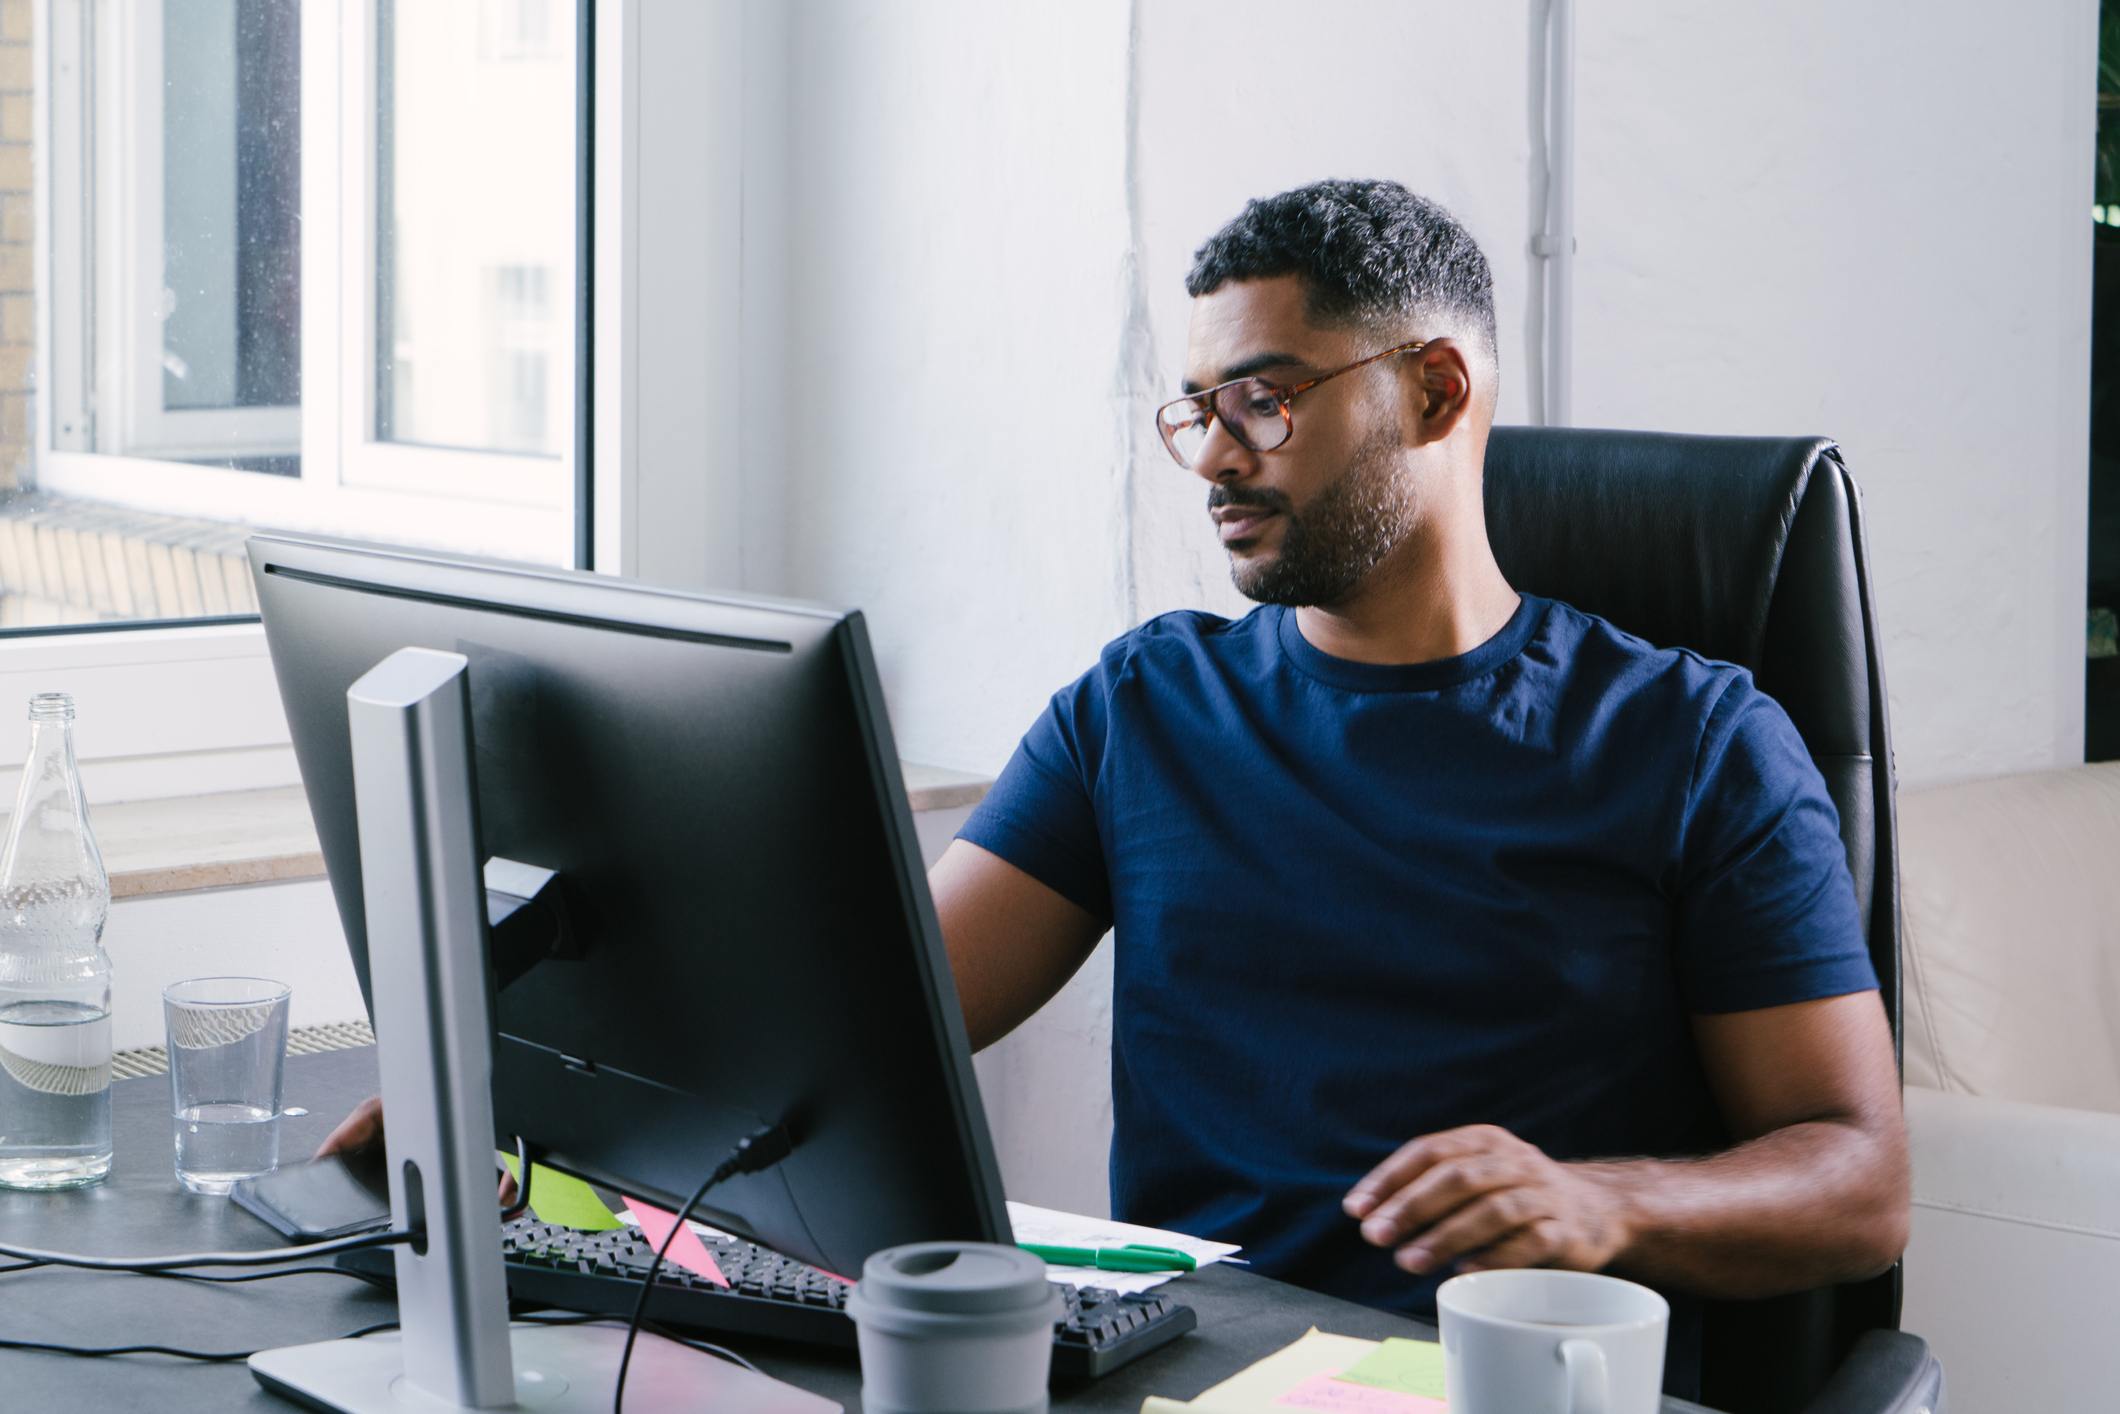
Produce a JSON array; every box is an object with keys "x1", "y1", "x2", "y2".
[{"x1": 248, "y1": 647, "x2": 837, "y2": 1413}]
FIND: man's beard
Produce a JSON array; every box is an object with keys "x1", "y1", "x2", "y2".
[{"x1": 1219, "y1": 426, "x2": 1415, "y2": 608}]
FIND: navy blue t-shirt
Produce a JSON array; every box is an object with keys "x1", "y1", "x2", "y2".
[{"x1": 958, "y1": 595, "x2": 1878, "y2": 1396}]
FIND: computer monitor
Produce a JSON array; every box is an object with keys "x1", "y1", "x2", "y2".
[{"x1": 248, "y1": 532, "x2": 1012, "y2": 1280}]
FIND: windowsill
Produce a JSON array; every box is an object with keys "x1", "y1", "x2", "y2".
[{"x1": 96, "y1": 762, "x2": 993, "y2": 900}]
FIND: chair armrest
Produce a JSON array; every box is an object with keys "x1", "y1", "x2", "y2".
[
  {"x1": 1797, "y1": 1330, "x2": 1944, "y2": 1414},
  {"x1": 1905, "y1": 1084, "x2": 2120, "y2": 1234}
]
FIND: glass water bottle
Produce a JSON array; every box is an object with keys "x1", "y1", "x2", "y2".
[{"x1": 0, "y1": 693, "x2": 113, "y2": 1189}]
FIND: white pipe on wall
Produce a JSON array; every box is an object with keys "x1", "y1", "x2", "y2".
[{"x1": 1536, "y1": 0, "x2": 1576, "y2": 426}]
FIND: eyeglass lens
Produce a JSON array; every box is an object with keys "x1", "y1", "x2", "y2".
[{"x1": 1158, "y1": 379, "x2": 1291, "y2": 467}]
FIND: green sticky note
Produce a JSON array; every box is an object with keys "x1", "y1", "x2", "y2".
[
  {"x1": 498, "y1": 1151, "x2": 622, "y2": 1231},
  {"x1": 1334, "y1": 1337, "x2": 1449, "y2": 1399}
]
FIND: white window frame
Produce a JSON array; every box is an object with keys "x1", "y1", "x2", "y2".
[
  {"x1": 15, "y1": 0, "x2": 754, "y2": 805},
  {"x1": 37, "y1": 0, "x2": 573, "y2": 566},
  {"x1": 329, "y1": 1, "x2": 574, "y2": 509}
]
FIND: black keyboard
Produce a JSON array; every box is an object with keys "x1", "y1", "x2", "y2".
[{"x1": 338, "y1": 1216, "x2": 1198, "y2": 1380}]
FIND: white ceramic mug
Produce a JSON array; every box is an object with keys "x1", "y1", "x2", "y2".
[{"x1": 1437, "y1": 1269, "x2": 1669, "y2": 1414}]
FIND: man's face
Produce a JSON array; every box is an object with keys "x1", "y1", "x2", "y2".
[{"x1": 1180, "y1": 276, "x2": 1416, "y2": 608}]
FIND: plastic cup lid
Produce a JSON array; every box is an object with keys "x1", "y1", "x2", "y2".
[{"x1": 854, "y1": 1242, "x2": 1054, "y2": 1317}]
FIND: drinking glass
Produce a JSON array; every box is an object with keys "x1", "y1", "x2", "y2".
[{"x1": 163, "y1": 976, "x2": 291, "y2": 1195}]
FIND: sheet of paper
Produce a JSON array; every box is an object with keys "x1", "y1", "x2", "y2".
[
  {"x1": 497, "y1": 1152, "x2": 622, "y2": 1231},
  {"x1": 1007, "y1": 1199, "x2": 1243, "y2": 1292},
  {"x1": 1138, "y1": 1327, "x2": 1388, "y2": 1414},
  {"x1": 624, "y1": 1197, "x2": 732, "y2": 1288},
  {"x1": 1333, "y1": 1338, "x2": 1447, "y2": 1400}
]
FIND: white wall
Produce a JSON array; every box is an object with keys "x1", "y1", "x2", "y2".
[
  {"x1": 778, "y1": 0, "x2": 1138, "y2": 773},
  {"x1": 1571, "y1": 0, "x2": 2096, "y2": 786},
  {"x1": 767, "y1": 1, "x2": 2101, "y2": 1218},
  {"x1": 787, "y1": 0, "x2": 2097, "y2": 790},
  {"x1": 103, "y1": 879, "x2": 360, "y2": 1053},
  {"x1": 1130, "y1": 3, "x2": 1540, "y2": 626}
]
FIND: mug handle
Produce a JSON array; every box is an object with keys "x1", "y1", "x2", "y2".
[{"x1": 1560, "y1": 1337, "x2": 1609, "y2": 1414}]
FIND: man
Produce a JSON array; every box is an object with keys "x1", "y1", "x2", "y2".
[{"x1": 929, "y1": 179, "x2": 1907, "y2": 1396}]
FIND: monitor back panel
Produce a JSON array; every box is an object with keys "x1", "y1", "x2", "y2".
[{"x1": 250, "y1": 536, "x2": 1010, "y2": 1276}]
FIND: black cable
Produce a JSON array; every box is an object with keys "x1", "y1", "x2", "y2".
[
  {"x1": 613, "y1": 1123, "x2": 793, "y2": 1412},
  {"x1": 146, "y1": 1265, "x2": 396, "y2": 1289},
  {"x1": 0, "y1": 1226, "x2": 418, "y2": 1273},
  {"x1": 0, "y1": 1317, "x2": 404, "y2": 1364},
  {"x1": 0, "y1": 1292, "x2": 758, "y2": 1377},
  {"x1": 0, "y1": 1258, "x2": 392, "y2": 1290},
  {"x1": 0, "y1": 1334, "x2": 261, "y2": 1363}
]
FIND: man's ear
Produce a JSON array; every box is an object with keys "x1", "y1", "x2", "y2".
[{"x1": 1403, "y1": 338, "x2": 1475, "y2": 446}]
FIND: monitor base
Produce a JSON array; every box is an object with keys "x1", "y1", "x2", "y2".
[{"x1": 249, "y1": 1322, "x2": 840, "y2": 1413}]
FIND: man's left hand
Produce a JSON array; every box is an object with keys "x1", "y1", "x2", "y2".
[{"x1": 1342, "y1": 1124, "x2": 1635, "y2": 1277}]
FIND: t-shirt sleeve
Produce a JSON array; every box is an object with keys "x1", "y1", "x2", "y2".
[
  {"x1": 1674, "y1": 675, "x2": 1878, "y2": 1014},
  {"x1": 956, "y1": 659, "x2": 1114, "y2": 922}
]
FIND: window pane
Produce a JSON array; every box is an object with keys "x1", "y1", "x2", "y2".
[
  {"x1": 375, "y1": 0, "x2": 571, "y2": 458},
  {"x1": 57, "y1": 0, "x2": 303, "y2": 477},
  {"x1": 162, "y1": 0, "x2": 299, "y2": 415}
]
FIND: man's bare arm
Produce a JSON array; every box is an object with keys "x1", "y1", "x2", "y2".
[
  {"x1": 1596, "y1": 989, "x2": 1910, "y2": 1295},
  {"x1": 929, "y1": 840, "x2": 1108, "y2": 1053},
  {"x1": 1345, "y1": 991, "x2": 1908, "y2": 1299}
]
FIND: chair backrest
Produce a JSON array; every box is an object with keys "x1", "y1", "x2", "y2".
[{"x1": 1482, "y1": 426, "x2": 1902, "y2": 1414}]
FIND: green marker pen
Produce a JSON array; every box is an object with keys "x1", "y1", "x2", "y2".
[{"x1": 1018, "y1": 1242, "x2": 1197, "y2": 1273}]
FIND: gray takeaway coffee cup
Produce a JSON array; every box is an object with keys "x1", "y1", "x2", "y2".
[{"x1": 845, "y1": 1241, "x2": 1064, "y2": 1414}]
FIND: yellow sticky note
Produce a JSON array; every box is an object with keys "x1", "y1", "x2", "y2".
[
  {"x1": 1333, "y1": 1338, "x2": 1448, "y2": 1399},
  {"x1": 498, "y1": 1151, "x2": 622, "y2": 1231}
]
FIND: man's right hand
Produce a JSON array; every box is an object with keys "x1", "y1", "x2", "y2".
[
  {"x1": 316, "y1": 1094, "x2": 384, "y2": 1159},
  {"x1": 314, "y1": 1095, "x2": 520, "y2": 1206}
]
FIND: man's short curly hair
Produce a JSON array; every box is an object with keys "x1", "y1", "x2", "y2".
[{"x1": 1186, "y1": 180, "x2": 1497, "y2": 373}]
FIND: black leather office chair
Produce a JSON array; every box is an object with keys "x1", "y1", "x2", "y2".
[{"x1": 1481, "y1": 428, "x2": 1945, "y2": 1414}]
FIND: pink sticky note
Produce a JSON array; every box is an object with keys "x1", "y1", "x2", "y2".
[
  {"x1": 1274, "y1": 1371, "x2": 1447, "y2": 1413},
  {"x1": 623, "y1": 1198, "x2": 731, "y2": 1289}
]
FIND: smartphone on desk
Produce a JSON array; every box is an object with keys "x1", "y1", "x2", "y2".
[{"x1": 231, "y1": 1146, "x2": 392, "y2": 1242}]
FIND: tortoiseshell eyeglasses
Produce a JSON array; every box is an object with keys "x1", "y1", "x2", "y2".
[{"x1": 1153, "y1": 340, "x2": 1428, "y2": 469}]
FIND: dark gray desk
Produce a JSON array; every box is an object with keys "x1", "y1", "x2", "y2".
[{"x1": 0, "y1": 1049, "x2": 1718, "y2": 1412}]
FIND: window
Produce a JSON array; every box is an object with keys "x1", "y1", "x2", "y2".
[
  {"x1": 0, "y1": 0, "x2": 771, "y2": 810},
  {"x1": 30, "y1": 0, "x2": 582, "y2": 633}
]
